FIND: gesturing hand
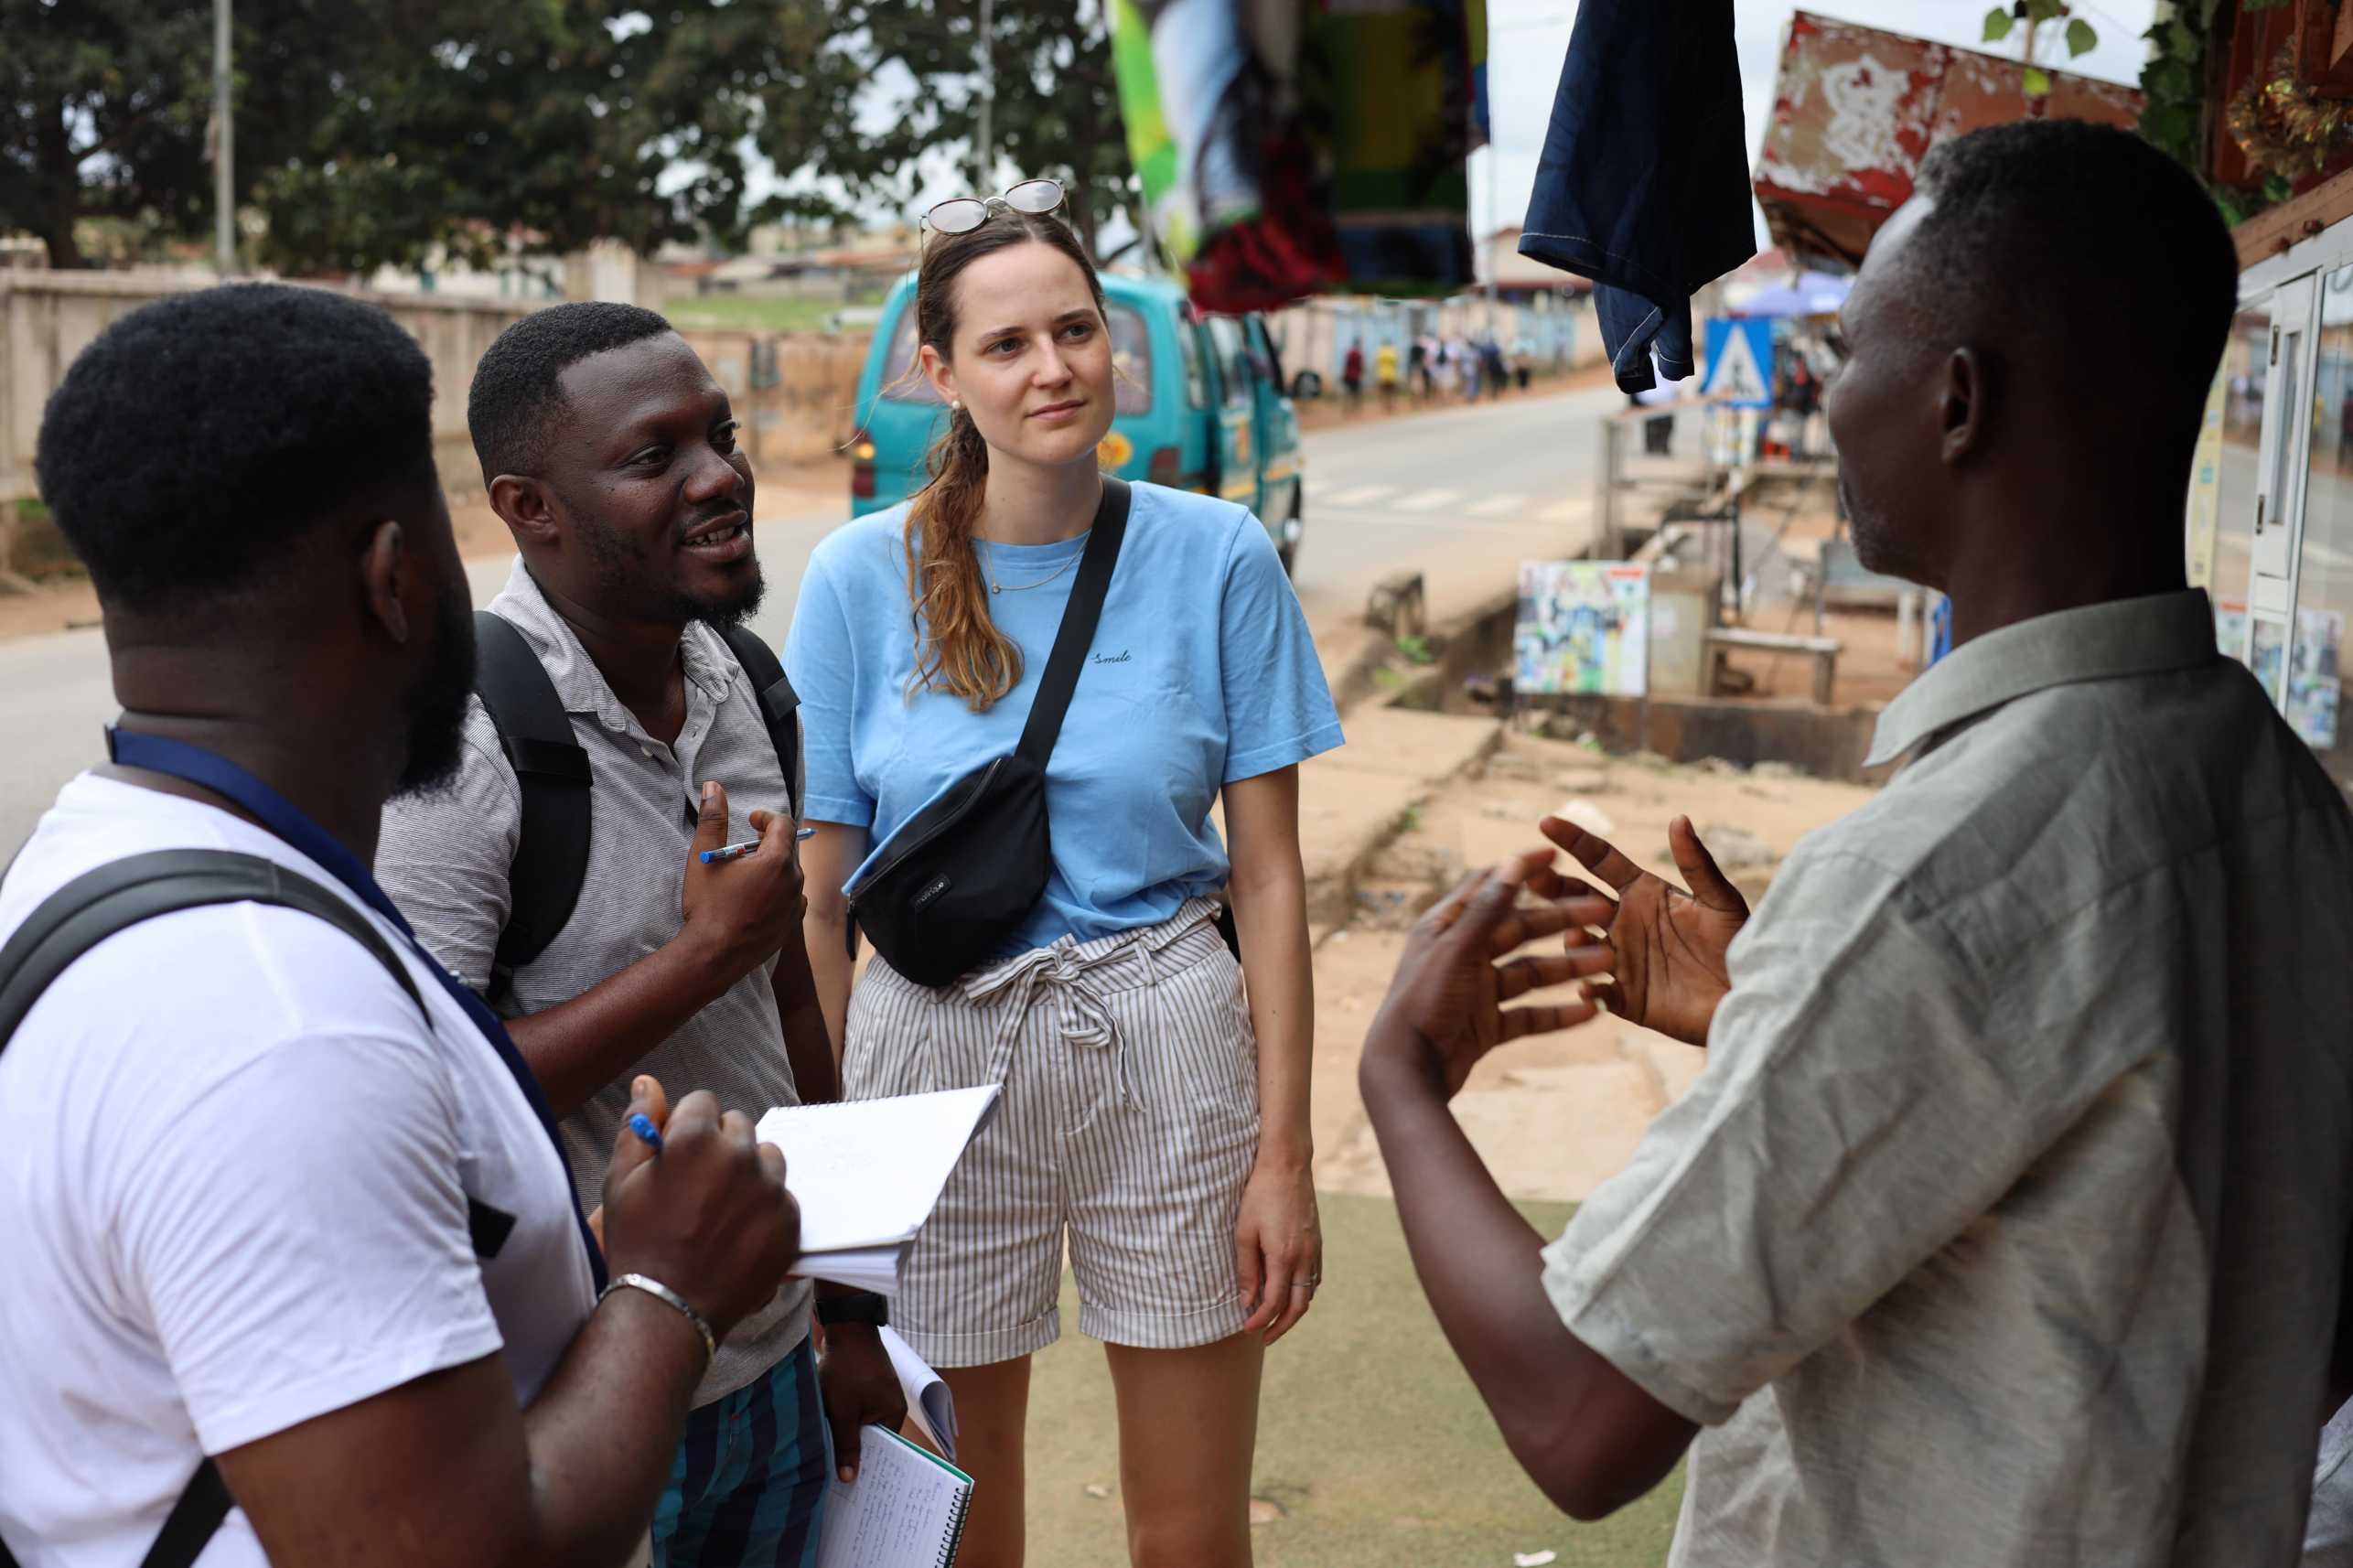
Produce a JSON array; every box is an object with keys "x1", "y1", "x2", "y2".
[
  {"x1": 1365, "y1": 849, "x2": 1614, "y2": 1100},
  {"x1": 679, "y1": 780, "x2": 805, "y2": 985},
  {"x1": 1535, "y1": 815, "x2": 1748, "y2": 1048}
]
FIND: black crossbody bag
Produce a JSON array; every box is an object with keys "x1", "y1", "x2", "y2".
[{"x1": 845, "y1": 478, "x2": 1130, "y2": 987}]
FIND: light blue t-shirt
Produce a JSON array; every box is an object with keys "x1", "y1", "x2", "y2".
[{"x1": 783, "y1": 481, "x2": 1344, "y2": 956}]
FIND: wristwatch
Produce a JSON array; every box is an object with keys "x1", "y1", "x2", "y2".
[{"x1": 816, "y1": 1291, "x2": 890, "y2": 1329}]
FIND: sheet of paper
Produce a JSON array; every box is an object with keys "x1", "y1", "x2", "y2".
[
  {"x1": 880, "y1": 1326, "x2": 958, "y2": 1463},
  {"x1": 790, "y1": 1245, "x2": 904, "y2": 1297},
  {"x1": 756, "y1": 1085, "x2": 1002, "y2": 1254},
  {"x1": 815, "y1": 1424, "x2": 973, "y2": 1568}
]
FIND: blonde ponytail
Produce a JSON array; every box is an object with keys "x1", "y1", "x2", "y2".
[{"x1": 905, "y1": 403, "x2": 1021, "y2": 710}]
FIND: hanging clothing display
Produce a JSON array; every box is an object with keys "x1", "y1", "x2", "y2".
[
  {"x1": 1517, "y1": 0, "x2": 1756, "y2": 392},
  {"x1": 1110, "y1": 0, "x2": 1482, "y2": 313}
]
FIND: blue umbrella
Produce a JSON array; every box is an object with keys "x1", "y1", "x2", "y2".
[{"x1": 1734, "y1": 271, "x2": 1851, "y2": 319}]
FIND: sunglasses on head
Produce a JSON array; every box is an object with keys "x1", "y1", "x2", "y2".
[{"x1": 923, "y1": 178, "x2": 1066, "y2": 236}]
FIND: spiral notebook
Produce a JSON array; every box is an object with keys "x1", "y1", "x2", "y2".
[{"x1": 816, "y1": 1424, "x2": 974, "y2": 1568}]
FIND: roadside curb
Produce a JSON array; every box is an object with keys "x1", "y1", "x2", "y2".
[{"x1": 1301, "y1": 709, "x2": 1504, "y2": 945}]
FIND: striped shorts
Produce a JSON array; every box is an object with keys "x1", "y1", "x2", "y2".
[{"x1": 843, "y1": 897, "x2": 1261, "y2": 1368}]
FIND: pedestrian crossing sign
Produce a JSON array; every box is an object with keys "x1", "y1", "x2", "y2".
[{"x1": 1703, "y1": 319, "x2": 1774, "y2": 409}]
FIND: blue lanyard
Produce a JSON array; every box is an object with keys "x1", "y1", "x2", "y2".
[{"x1": 107, "y1": 726, "x2": 607, "y2": 1290}]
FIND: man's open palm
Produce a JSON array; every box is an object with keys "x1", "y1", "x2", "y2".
[{"x1": 1535, "y1": 815, "x2": 1750, "y2": 1047}]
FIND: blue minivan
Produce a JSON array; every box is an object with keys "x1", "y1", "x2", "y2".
[{"x1": 846, "y1": 271, "x2": 1308, "y2": 572}]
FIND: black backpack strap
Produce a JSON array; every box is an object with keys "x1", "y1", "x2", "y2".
[
  {"x1": 470, "y1": 611, "x2": 591, "y2": 1005},
  {"x1": 0, "y1": 848, "x2": 430, "y2": 1568},
  {"x1": 133, "y1": 1459, "x2": 236, "y2": 1568},
  {"x1": 1015, "y1": 478, "x2": 1132, "y2": 768},
  {"x1": 718, "y1": 623, "x2": 803, "y2": 820},
  {"x1": 0, "y1": 849, "x2": 425, "y2": 1040}
]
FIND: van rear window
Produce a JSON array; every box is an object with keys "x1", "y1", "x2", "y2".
[{"x1": 881, "y1": 303, "x2": 1153, "y2": 415}]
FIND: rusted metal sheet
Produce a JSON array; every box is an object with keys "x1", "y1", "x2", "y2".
[{"x1": 1755, "y1": 11, "x2": 2144, "y2": 269}]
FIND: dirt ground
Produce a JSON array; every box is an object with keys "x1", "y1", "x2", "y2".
[{"x1": 1306, "y1": 725, "x2": 1878, "y2": 1207}]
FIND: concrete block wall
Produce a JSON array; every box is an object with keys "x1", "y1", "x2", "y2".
[
  {"x1": 0, "y1": 272, "x2": 530, "y2": 504},
  {"x1": 1, "y1": 272, "x2": 877, "y2": 508}
]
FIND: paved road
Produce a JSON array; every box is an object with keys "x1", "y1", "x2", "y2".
[{"x1": 0, "y1": 381, "x2": 1622, "y2": 854}]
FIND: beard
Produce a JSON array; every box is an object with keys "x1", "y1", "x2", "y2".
[
  {"x1": 392, "y1": 568, "x2": 479, "y2": 800},
  {"x1": 575, "y1": 509, "x2": 768, "y2": 630}
]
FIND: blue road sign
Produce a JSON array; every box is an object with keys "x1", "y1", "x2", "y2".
[{"x1": 1702, "y1": 318, "x2": 1775, "y2": 409}]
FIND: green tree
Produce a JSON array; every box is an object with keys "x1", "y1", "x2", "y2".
[
  {"x1": 256, "y1": 0, "x2": 857, "y2": 274},
  {"x1": 5, "y1": 0, "x2": 1129, "y2": 273},
  {"x1": 0, "y1": 0, "x2": 362, "y2": 267},
  {"x1": 2, "y1": 0, "x2": 857, "y2": 273},
  {"x1": 804, "y1": 0, "x2": 1131, "y2": 256}
]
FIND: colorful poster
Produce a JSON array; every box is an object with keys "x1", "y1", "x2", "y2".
[
  {"x1": 1514, "y1": 562, "x2": 1650, "y2": 697},
  {"x1": 2288, "y1": 607, "x2": 2344, "y2": 751}
]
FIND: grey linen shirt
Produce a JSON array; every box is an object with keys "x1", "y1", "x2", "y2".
[
  {"x1": 379, "y1": 560, "x2": 811, "y2": 1404},
  {"x1": 1542, "y1": 590, "x2": 2353, "y2": 1567}
]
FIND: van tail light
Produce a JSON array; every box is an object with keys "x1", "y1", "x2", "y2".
[
  {"x1": 850, "y1": 430, "x2": 877, "y2": 500},
  {"x1": 1148, "y1": 446, "x2": 1181, "y2": 487}
]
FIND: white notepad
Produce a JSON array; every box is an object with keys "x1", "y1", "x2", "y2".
[
  {"x1": 756, "y1": 1085, "x2": 1002, "y2": 1256},
  {"x1": 792, "y1": 1244, "x2": 904, "y2": 1295},
  {"x1": 880, "y1": 1326, "x2": 958, "y2": 1463},
  {"x1": 817, "y1": 1424, "x2": 974, "y2": 1568}
]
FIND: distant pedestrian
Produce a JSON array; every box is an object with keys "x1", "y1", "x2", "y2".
[
  {"x1": 1342, "y1": 338, "x2": 1365, "y2": 414},
  {"x1": 1376, "y1": 339, "x2": 1401, "y2": 413},
  {"x1": 1362, "y1": 117, "x2": 2353, "y2": 1567},
  {"x1": 1410, "y1": 336, "x2": 1434, "y2": 401},
  {"x1": 1512, "y1": 338, "x2": 1535, "y2": 391}
]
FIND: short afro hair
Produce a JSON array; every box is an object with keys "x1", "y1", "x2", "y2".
[
  {"x1": 467, "y1": 302, "x2": 676, "y2": 482},
  {"x1": 35, "y1": 283, "x2": 437, "y2": 618},
  {"x1": 1903, "y1": 119, "x2": 2239, "y2": 456}
]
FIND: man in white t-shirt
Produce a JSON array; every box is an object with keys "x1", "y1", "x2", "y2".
[{"x1": 0, "y1": 284, "x2": 804, "y2": 1566}]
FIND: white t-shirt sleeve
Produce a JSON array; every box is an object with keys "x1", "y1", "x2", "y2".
[{"x1": 118, "y1": 1012, "x2": 507, "y2": 1455}]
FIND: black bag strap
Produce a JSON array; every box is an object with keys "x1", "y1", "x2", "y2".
[
  {"x1": 718, "y1": 623, "x2": 802, "y2": 819},
  {"x1": 0, "y1": 1434, "x2": 231, "y2": 1568},
  {"x1": 0, "y1": 849, "x2": 426, "y2": 1040},
  {"x1": 0, "y1": 848, "x2": 429, "y2": 1568},
  {"x1": 470, "y1": 611, "x2": 592, "y2": 1004},
  {"x1": 1015, "y1": 478, "x2": 1132, "y2": 768}
]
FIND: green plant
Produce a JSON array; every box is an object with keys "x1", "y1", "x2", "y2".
[
  {"x1": 1982, "y1": 0, "x2": 2098, "y2": 98},
  {"x1": 1395, "y1": 632, "x2": 1434, "y2": 665}
]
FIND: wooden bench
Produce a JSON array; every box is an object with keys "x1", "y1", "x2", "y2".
[{"x1": 1704, "y1": 627, "x2": 1842, "y2": 706}]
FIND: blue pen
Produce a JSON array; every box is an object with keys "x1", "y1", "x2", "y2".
[
  {"x1": 700, "y1": 827, "x2": 814, "y2": 865},
  {"x1": 628, "y1": 1112, "x2": 664, "y2": 1155}
]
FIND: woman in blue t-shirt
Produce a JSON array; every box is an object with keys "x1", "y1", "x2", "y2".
[{"x1": 787, "y1": 185, "x2": 1342, "y2": 1567}]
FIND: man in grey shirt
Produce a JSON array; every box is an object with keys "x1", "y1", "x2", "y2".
[
  {"x1": 1359, "y1": 121, "x2": 2353, "y2": 1564},
  {"x1": 379, "y1": 305, "x2": 901, "y2": 1566}
]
